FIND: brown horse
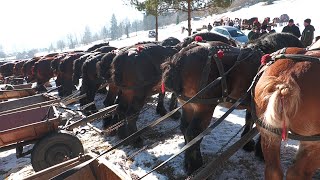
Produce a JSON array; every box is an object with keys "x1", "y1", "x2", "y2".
[
  {"x1": 161, "y1": 32, "x2": 304, "y2": 174},
  {"x1": 33, "y1": 56, "x2": 56, "y2": 91},
  {"x1": 57, "y1": 53, "x2": 85, "y2": 96},
  {"x1": 110, "y1": 43, "x2": 180, "y2": 143},
  {"x1": 253, "y1": 47, "x2": 320, "y2": 180},
  {"x1": 13, "y1": 60, "x2": 27, "y2": 77},
  {"x1": 0, "y1": 62, "x2": 15, "y2": 78},
  {"x1": 22, "y1": 57, "x2": 42, "y2": 83}
]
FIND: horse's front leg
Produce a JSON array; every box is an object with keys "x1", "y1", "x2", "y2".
[
  {"x1": 156, "y1": 92, "x2": 167, "y2": 116},
  {"x1": 168, "y1": 93, "x2": 181, "y2": 119},
  {"x1": 184, "y1": 105, "x2": 214, "y2": 175}
]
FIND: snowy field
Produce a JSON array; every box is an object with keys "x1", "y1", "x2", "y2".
[{"x1": 2, "y1": 0, "x2": 320, "y2": 179}]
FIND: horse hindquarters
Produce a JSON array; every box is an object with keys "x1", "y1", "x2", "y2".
[{"x1": 255, "y1": 76, "x2": 301, "y2": 180}]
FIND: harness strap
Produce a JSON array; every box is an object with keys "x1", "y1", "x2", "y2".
[
  {"x1": 273, "y1": 54, "x2": 320, "y2": 63},
  {"x1": 212, "y1": 53, "x2": 228, "y2": 97}
]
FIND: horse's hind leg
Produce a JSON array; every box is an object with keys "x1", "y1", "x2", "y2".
[
  {"x1": 180, "y1": 104, "x2": 194, "y2": 144},
  {"x1": 156, "y1": 92, "x2": 167, "y2": 116},
  {"x1": 286, "y1": 142, "x2": 320, "y2": 180},
  {"x1": 184, "y1": 106, "x2": 214, "y2": 175},
  {"x1": 241, "y1": 110, "x2": 257, "y2": 152},
  {"x1": 260, "y1": 128, "x2": 283, "y2": 180}
]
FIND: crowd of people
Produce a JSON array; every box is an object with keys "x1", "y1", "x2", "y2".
[{"x1": 248, "y1": 18, "x2": 315, "y2": 47}]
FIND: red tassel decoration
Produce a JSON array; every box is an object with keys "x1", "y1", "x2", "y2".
[
  {"x1": 161, "y1": 82, "x2": 165, "y2": 94},
  {"x1": 261, "y1": 54, "x2": 271, "y2": 65},
  {"x1": 137, "y1": 45, "x2": 144, "y2": 52},
  {"x1": 217, "y1": 50, "x2": 224, "y2": 59},
  {"x1": 194, "y1": 36, "x2": 203, "y2": 42}
]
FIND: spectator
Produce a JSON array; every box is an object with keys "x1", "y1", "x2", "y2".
[
  {"x1": 260, "y1": 25, "x2": 268, "y2": 36},
  {"x1": 267, "y1": 25, "x2": 276, "y2": 33},
  {"x1": 229, "y1": 20, "x2": 234, "y2": 27},
  {"x1": 282, "y1": 19, "x2": 301, "y2": 38},
  {"x1": 248, "y1": 26, "x2": 261, "y2": 41},
  {"x1": 301, "y1": 18, "x2": 315, "y2": 47},
  {"x1": 207, "y1": 23, "x2": 213, "y2": 32}
]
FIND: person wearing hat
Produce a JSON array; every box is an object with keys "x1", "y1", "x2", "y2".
[
  {"x1": 301, "y1": 18, "x2": 315, "y2": 47},
  {"x1": 248, "y1": 26, "x2": 261, "y2": 41},
  {"x1": 282, "y1": 19, "x2": 301, "y2": 38}
]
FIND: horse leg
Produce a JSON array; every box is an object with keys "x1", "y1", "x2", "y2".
[
  {"x1": 168, "y1": 93, "x2": 181, "y2": 119},
  {"x1": 184, "y1": 107, "x2": 213, "y2": 175},
  {"x1": 260, "y1": 128, "x2": 283, "y2": 180},
  {"x1": 180, "y1": 104, "x2": 194, "y2": 145},
  {"x1": 156, "y1": 92, "x2": 167, "y2": 116},
  {"x1": 117, "y1": 93, "x2": 145, "y2": 147},
  {"x1": 286, "y1": 142, "x2": 320, "y2": 180},
  {"x1": 102, "y1": 85, "x2": 118, "y2": 129},
  {"x1": 241, "y1": 110, "x2": 256, "y2": 152}
]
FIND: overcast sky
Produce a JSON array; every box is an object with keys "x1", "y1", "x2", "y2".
[{"x1": 0, "y1": 0, "x2": 143, "y2": 52}]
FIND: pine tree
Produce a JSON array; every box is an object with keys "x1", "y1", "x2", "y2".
[
  {"x1": 56, "y1": 40, "x2": 66, "y2": 52},
  {"x1": 67, "y1": 34, "x2": 76, "y2": 49},
  {"x1": 82, "y1": 26, "x2": 92, "y2": 45},
  {"x1": 100, "y1": 26, "x2": 109, "y2": 40},
  {"x1": 110, "y1": 14, "x2": 118, "y2": 40}
]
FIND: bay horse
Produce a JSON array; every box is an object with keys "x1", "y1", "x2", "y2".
[
  {"x1": 22, "y1": 57, "x2": 42, "y2": 83},
  {"x1": 57, "y1": 53, "x2": 85, "y2": 96},
  {"x1": 13, "y1": 60, "x2": 27, "y2": 77},
  {"x1": 86, "y1": 42, "x2": 110, "y2": 52},
  {"x1": 160, "y1": 37, "x2": 181, "y2": 47},
  {"x1": 110, "y1": 43, "x2": 180, "y2": 144},
  {"x1": 253, "y1": 47, "x2": 320, "y2": 180},
  {"x1": 161, "y1": 32, "x2": 304, "y2": 174}
]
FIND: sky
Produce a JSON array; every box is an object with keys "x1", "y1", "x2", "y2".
[{"x1": 0, "y1": 0, "x2": 143, "y2": 53}]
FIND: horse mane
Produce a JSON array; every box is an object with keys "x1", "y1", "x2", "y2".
[
  {"x1": 86, "y1": 42, "x2": 110, "y2": 52},
  {"x1": 92, "y1": 46, "x2": 117, "y2": 53},
  {"x1": 180, "y1": 32, "x2": 235, "y2": 48},
  {"x1": 160, "y1": 37, "x2": 181, "y2": 47},
  {"x1": 248, "y1": 33, "x2": 304, "y2": 54}
]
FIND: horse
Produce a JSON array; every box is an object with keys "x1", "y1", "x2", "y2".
[
  {"x1": 0, "y1": 62, "x2": 15, "y2": 78},
  {"x1": 22, "y1": 57, "x2": 42, "y2": 83},
  {"x1": 33, "y1": 56, "x2": 56, "y2": 91},
  {"x1": 57, "y1": 53, "x2": 85, "y2": 96},
  {"x1": 252, "y1": 47, "x2": 320, "y2": 180},
  {"x1": 13, "y1": 60, "x2": 27, "y2": 77},
  {"x1": 110, "y1": 43, "x2": 180, "y2": 144},
  {"x1": 161, "y1": 32, "x2": 304, "y2": 175},
  {"x1": 79, "y1": 52, "x2": 106, "y2": 114},
  {"x1": 72, "y1": 53, "x2": 93, "y2": 87}
]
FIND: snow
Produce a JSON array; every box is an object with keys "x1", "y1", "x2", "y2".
[{"x1": 2, "y1": 0, "x2": 320, "y2": 179}]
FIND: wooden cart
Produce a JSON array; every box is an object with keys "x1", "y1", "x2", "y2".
[
  {"x1": 0, "y1": 102, "x2": 84, "y2": 172},
  {"x1": 24, "y1": 153, "x2": 131, "y2": 180}
]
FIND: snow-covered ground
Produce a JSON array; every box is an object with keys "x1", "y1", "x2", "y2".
[{"x1": 2, "y1": 0, "x2": 320, "y2": 179}]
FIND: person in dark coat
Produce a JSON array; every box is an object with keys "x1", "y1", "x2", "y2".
[
  {"x1": 301, "y1": 18, "x2": 315, "y2": 47},
  {"x1": 282, "y1": 19, "x2": 301, "y2": 38},
  {"x1": 267, "y1": 25, "x2": 276, "y2": 33},
  {"x1": 207, "y1": 23, "x2": 213, "y2": 32},
  {"x1": 260, "y1": 25, "x2": 268, "y2": 36},
  {"x1": 248, "y1": 26, "x2": 261, "y2": 41}
]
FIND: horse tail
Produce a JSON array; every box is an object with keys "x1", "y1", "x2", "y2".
[
  {"x1": 257, "y1": 76, "x2": 300, "y2": 129},
  {"x1": 161, "y1": 54, "x2": 183, "y2": 94}
]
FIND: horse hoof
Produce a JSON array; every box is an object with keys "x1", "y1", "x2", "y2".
[
  {"x1": 132, "y1": 137, "x2": 143, "y2": 148},
  {"x1": 242, "y1": 139, "x2": 255, "y2": 152}
]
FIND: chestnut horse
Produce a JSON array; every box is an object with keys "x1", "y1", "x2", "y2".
[
  {"x1": 110, "y1": 43, "x2": 180, "y2": 144},
  {"x1": 22, "y1": 57, "x2": 42, "y2": 83},
  {"x1": 253, "y1": 47, "x2": 320, "y2": 180},
  {"x1": 161, "y1": 32, "x2": 304, "y2": 174}
]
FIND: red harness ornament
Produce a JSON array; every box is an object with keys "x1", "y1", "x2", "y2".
[
  {"x1": 261, "y1": 54, "x2": 271, "y2": 65},
  {"x1": 217, "y1": 50, "x2": 224, "y2": 59},
  {"x1": 161, "y1": 82, "x2": 165, "y2": 94}
]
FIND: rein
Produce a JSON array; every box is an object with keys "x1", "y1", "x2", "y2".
[{"x1": 251, "y1": 52, "x2": 320, "y2": 141}]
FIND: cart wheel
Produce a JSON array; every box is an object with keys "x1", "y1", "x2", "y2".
[{"x1": 31, "y1": 132, "x2": 84, "y2": 172}]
